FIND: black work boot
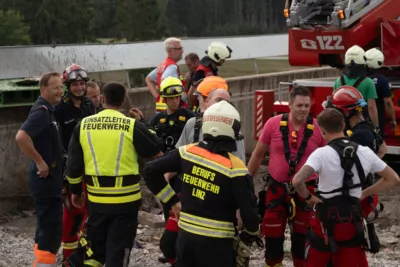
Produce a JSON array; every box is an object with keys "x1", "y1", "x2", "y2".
[{"x1": 158, "y1": 256, "x2": 169, "y2": 264}]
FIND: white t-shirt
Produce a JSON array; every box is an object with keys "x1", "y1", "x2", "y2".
[{"x1": 305, "y1": 139, "x2": 387, "y2": 199}]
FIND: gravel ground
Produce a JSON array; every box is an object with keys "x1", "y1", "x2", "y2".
[
  {"x1": 1, "y1": 165, "x2": 400, "y2": 266},
  {"x1": 1, "y1": 213, "x2": 400, "y2": 267}
]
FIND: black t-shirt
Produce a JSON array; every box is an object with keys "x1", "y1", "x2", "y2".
[
  {"x1": 349, "y1": 122, "x2": 377, "y2": 152},
  {"x1": 55, "y1": 93, "x2": 95, "y2": 152}
]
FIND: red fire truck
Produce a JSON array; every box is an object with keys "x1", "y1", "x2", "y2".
[{"x1": 271, "y1": 0, "x2": 400, "y2": 156}]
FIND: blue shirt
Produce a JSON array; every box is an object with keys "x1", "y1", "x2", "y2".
[
  {"x1": 349, "y1": 122, "x2": 377, "y2": 153},
  {"x1": 20, "y1": 96, "x2": 63, "y2": 166}
]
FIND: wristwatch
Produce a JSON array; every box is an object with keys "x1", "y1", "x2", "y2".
[{"x1": 305, "y1": 192, "x2": 312, "y2": 201}]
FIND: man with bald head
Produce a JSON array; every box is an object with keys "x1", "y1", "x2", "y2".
[
  {"x1": 175, "y1": 78, "x2": 245, "y2": 162},
  {"x1": 205, "y1": 88, "x2": 231, "y2": 109}
]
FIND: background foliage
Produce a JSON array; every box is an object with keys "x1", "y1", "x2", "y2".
[{"x1": 0, "y1": 0, "x2": 286, "y2": 46}]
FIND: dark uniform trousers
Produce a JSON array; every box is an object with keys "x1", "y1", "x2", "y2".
[
  {"x1": 28, "y1": 162, "x2": 63, "y2": 255},
  {"x1": 175, "y1": 229, "x2": 236, "y2": 267},
  {"x1": 84, "y1": 203, "x2": 139, "y2": 267}
]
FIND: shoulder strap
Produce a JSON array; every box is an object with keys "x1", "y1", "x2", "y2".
[
  {"x1": 297, "y1": 115, "x2": 314, "y2": 163},
  {"x1": 279, "y1": 113, "x2": 290, "y2": 163},
  {"x1": 353, "y1": 76, "x2": 367, "y2": 89},
  {"x1": 340, "y1": 75, "x2": 345, "y2": 86},
  {"x1": 340, "y1": 75, "x2": 367, "y2": 89},
  {"x1": 280, "y1": 114, "x2": 314, "y2": 175},
  {"x1": 193, "y1": 116, "x2": 203, "y2": 143}
]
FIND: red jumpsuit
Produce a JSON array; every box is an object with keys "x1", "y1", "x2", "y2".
[
  {"x1": 62, "y1": 182, "x2": 88, "y2": 261},
  {"x1": 258, "y1": 113, "x2": 326, "y2": 267},
  {"x1": 160, "y1": 211, "x2": 179, "y2": 266},
  {"x1": 305, "y1": 214, "x2": 368, "y2": 267},
  {"x1": 262, "y1": 179, "x2": 316, "y2": 267}
]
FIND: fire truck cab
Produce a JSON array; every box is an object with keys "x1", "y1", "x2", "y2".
[{"x1": 272, "y1": 0, "x2": 400, "y2": 156}]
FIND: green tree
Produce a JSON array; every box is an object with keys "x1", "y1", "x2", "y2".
[
  {"x1": 93, "y1": 0, "x2": 117, "y2": 38},
  {"x1": 0, "y1": 9, "x2": 31, "y2": 46},
  {"x1": 114, "y1": 0, "x2": 161, "y2": 41},
  {"x1": 1, "y1": 0, "x2": 96, "y2": 45}
]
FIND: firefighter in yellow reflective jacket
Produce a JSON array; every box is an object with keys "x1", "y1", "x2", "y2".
[
  {"x1": 143, "y1": 100, "x2": 261, "y2": 267},
  {"x1": 66, "y1": 82, "x2": 162, "y2": 267}
]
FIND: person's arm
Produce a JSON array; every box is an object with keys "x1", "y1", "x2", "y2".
[
  {"x1": 145, "y1": 68, "x2": 159, "y2": 98},
  {"x1": 292, "y1": 149, "x2": 321, "y2": 199},
  {"x1": 16, "y1": 107, "x2": 50, "y2": 177},
  {"x1": 384, "y1": 97, "x2": 396, "y2": 127},
  {"x1": 232, "y1": 174, "x2": 260, "y2": 234},
  {"x1": 66, "y1": 122, "x2": 85, "y2": 196},
  {"x1": 161, "y1": 65, "x2": 179, "y2": 80},
  {"x1": 361, "y1": 153, "x2": 400, "y2": 199},
  {"x1": 133, "y1": 120, "x2": 162, "y2": 158},
  {"x1": 175, "y1": 118, "x2": 194, "y2": 148},
  {"x1": 247, "y1": 119, "x2": 272, "y2": 176},
  {"x1": 188, "y1": 70, "x2": 205, "y2": 106},
  {"x1": 142, "y1": 149, "x2": 182, "y2": 206},
  {"x1": 379, "y1": 77, "x2": 397, "y2": 128}
]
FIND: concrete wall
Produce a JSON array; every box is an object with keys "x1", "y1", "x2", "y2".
[{"x1": 0, "y1": 67, "x2": 339, "y2": 214}]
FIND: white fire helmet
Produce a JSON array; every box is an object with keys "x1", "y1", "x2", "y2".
[
  {"x1": 345, "y1": 45, "x2": 366, "y2": 65},
  {"x1": 365, "y1": 48, "x2": 384, "y2": 69},
  {"x1": 202, "y1": 100, "x2": 240, "y2": 140},
  {"x1": 206, "y1": 42, "x2": 232, "y2": 63}
]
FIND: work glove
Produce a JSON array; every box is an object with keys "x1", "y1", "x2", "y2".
[{"x1": 234, "y1": 228, "x2": 263, "y2": 267}]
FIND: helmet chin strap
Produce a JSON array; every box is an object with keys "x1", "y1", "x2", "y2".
[
  {"x1": 66, "y1": 83, "x2": 86, "y2": 101},
  {"x1": 67, "y1": 89, "x2": 85, "y2": 101}
]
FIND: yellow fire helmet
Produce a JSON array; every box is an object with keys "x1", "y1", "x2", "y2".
[{"x1": 160, "y1": 76, "x2": 184, "y2": 98}]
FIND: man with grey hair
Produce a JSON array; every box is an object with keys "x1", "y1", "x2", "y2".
[{"x1": 146, "y1": 37, "x2": 186, "y2": 112}]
